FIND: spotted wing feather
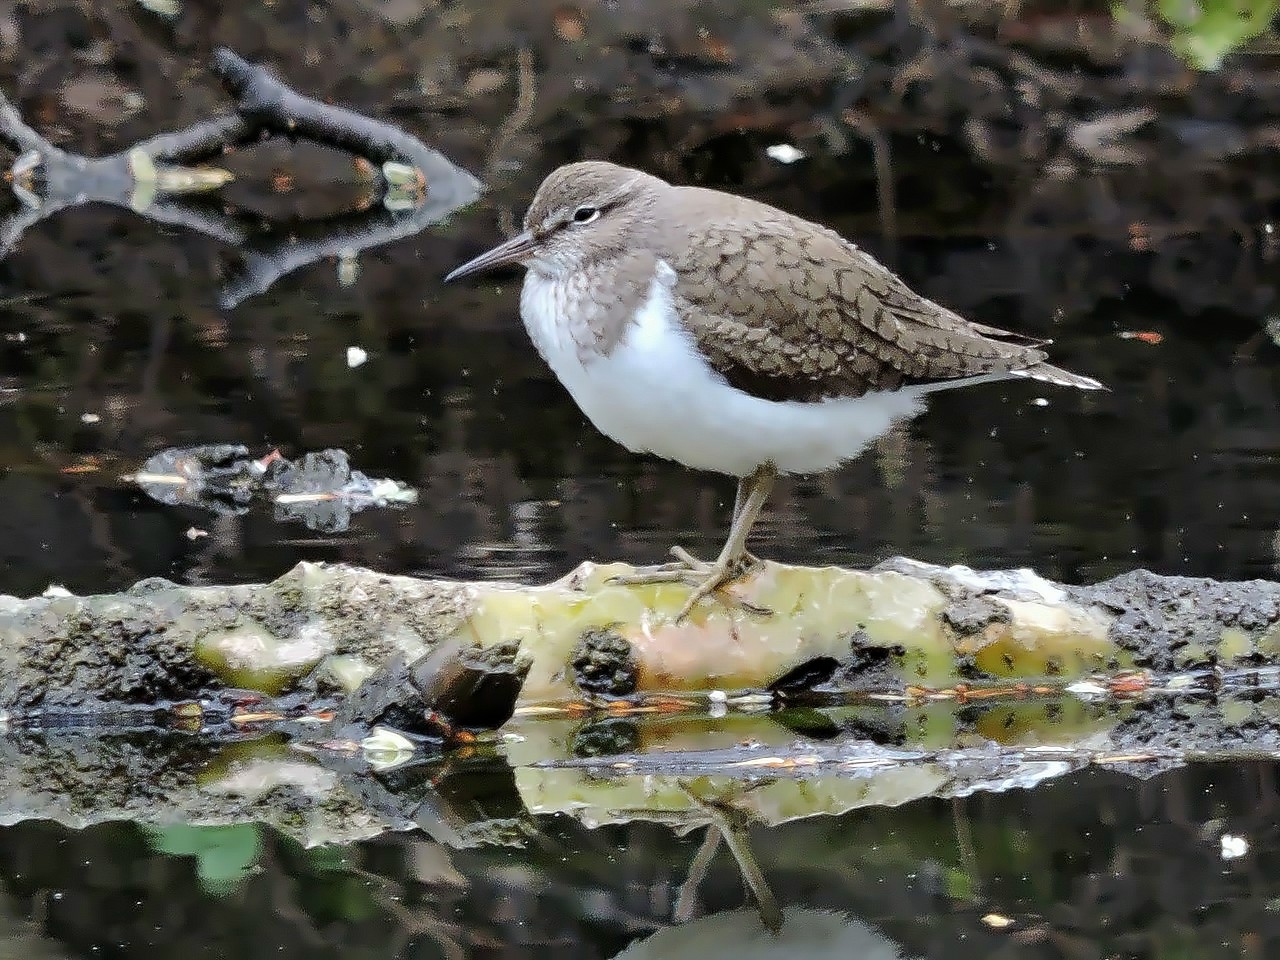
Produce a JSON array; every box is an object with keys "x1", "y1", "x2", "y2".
[{"x1": 663, "y1": 196, "x2": 1069, "y2": 404}]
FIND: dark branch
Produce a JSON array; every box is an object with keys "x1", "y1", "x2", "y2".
[{"x1": 131, "y1": 114, "x2": 254, "y2": 166}]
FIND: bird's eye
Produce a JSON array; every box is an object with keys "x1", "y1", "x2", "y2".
[{"x1": 571, "y1": 205, "x2": 600, "y2": 225}]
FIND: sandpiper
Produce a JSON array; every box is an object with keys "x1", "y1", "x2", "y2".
[{"x1": 446, "y1": 161, "x2": 1102, "y2": 620}]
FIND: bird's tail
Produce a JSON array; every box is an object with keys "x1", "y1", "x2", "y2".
[{"x1": 1010, "y1": 362, "x2": 1106, "y2": 391}]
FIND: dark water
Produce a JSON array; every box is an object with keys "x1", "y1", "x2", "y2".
[
  {"x1": 4, "y1": 763, "x2": 1280, "y2": 958},
  {"x1": 4, "y1": 2, "x2": 1280, "y2": 956},
  {"x1": 3, "y1": 205, "x2": 1279, "y2": 600}
]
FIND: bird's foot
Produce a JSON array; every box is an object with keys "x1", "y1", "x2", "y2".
[
  {"x1": 609, "y1": 547, "x2": 770, "y2": 621},
  {"x1": 669, "y1": 545, "x2": 761, "y2": 570}
]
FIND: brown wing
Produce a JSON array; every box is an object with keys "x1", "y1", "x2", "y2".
[{"x1": 664, "y1": 204, "x2": 1049, "y2": 404}]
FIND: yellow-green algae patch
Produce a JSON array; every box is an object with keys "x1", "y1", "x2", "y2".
[
  {"x1": 1217, "y1": 623, "x2": 1280, "y2": 665},
  {"x1": 195, "y1": 620, "x2": 336, "y2": 694},
  {"x1": 318, "y1": 654, "x2": 378, "y2": 693},
  {"x1": 1219, "y1": 627, "x2": 1253, "y2": 662},
  {"x1": 959, "y1": 597, "x2": 1114, "y2": 678},
  {"x1": 448, "y1": 561, "x2": 1118, "y2": 703}
]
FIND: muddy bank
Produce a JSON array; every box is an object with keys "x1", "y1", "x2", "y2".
[
  {"x1": 5, "y1": 555, "x2": 1280, "y2": 843},
  {"x1": 6, "y1": 555, "x2": 1280, "y2": 850},
  {"x1": 4, "y1": 558, "x2": 1280, "y2": 720}
]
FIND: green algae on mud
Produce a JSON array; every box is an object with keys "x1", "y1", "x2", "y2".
[
  {"x1": 4, "y1": 559, "x2": 1280, "y2": 725},
  {"x1": 449, "y1": 560, "x2": 1119, "y2": 702}
]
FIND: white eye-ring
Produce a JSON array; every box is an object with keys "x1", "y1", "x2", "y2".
[{"x1": 571, "y1": 205, "x2": 600, "y2": 225}]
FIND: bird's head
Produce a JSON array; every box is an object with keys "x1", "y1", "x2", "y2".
[{"x1": 445, "y1": 161, "x2": 664, "y2": 282}]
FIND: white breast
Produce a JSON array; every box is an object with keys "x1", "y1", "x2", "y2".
[{"x1": 520, "y1": 261, "x2": 936, "y2": 478}]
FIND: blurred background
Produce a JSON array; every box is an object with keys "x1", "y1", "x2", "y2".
[{"x1": 1, "y1": 2, "x2": 1280, "y2": 956}]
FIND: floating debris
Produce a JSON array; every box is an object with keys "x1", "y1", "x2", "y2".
[
  {"x1": 1221, "y1": 834, "x2": 1249, "y2": 860},
  {"x1": 766, "y1": 143, "x2": 805, "y2": 164},
  {"x1": 59, "y1": 458, "x2": 101, "y2": 475},
  {"x1": 338, "y1": 249, "x2": 359, "y2": 288},
  {"x1": 135, "y1": 0, "x2": 181, "y2": 18},
  {"x1": 382, "y1": 160, "x2": 427, "y2": 210},
  {"x1": 126, "y1": 444, "x2": 417, "y2": 531},
  {"x1": 346, "y1": 345, "x2": 368, "y2": 368},
  {"x1": 361, "y1": 726, "x2": 419, "y2": 771},
  {"x1": 1065, "y1": 678, "x2": 1108, "y2": 698},
  {"x1": 1118, "y1": 330, "x2": 1165, "y2": 344}
]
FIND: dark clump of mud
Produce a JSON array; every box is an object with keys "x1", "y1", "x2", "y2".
[
  {"x1": 570, "y1": 628, "x2": 637, "y2": 697},
  {"x1": 831, "y1": 631, "x2": 907, "y2": 692},
  {"x1": 941, "y1": 596, "x2": 1012, "y2": 637},
  {"x1": 0, "y1": 596, "x2": 223, "y2": 716},
  {"x1": 1073, "y1": 571, "x2": 1280, "y2": 672}
]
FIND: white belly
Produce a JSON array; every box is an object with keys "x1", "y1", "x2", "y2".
[{"x1": 520, "y1": 263, "x2": 934, "y2": 478}]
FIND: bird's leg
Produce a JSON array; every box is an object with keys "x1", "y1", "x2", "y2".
[
  {"x1": 607, "y1": 477, "x2": 755, "y2": 580},
  {"x1": 671, "y1": 464, "x2": 774, "y2": 621},
  {"x1": 608, "y1": 463, "x2": 777, "y2": 619},
  {"x1": 669, "y1": 474, "x2": 760, "y2": 569},
  {"x1": 728, "y1": 475, "x2": 763, "y2": 568}
]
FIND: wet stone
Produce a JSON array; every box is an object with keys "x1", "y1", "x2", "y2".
[
  {"x1": 769, "y1": 656, "x2": 841, "y2": 694},
  {"x1": 413, "y1": 639, "x2": 529, "y2": 729},
  {"x1": 570, "y1": 627, "x2": 637, "y2": 697}
]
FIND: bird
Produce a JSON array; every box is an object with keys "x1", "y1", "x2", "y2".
[{"x1": 445, "y1": 161, "x2": 1103, "y2": 621}]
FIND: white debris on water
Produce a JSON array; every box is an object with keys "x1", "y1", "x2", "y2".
[
  {"x1": 1065, "y1": 679, "x2": 1108, "y2": 698},
  {"x1": 1221, "y1": 834, "x2": 1249, "y2": 860},
  {"x1": 766, "y1": 143, "x2": 805, "y2": 164}
]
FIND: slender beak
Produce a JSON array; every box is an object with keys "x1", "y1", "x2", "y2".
[{"x1": 444, "y1": 230, "x2": 535, "y2": 282}]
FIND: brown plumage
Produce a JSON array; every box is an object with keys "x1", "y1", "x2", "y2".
[{"x1": 514, "y1": 162, "x2": 1101, "y2": 403}]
